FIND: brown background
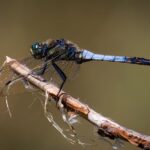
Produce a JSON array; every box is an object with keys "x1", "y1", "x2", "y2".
[{"x1": 0, "y1": 0, "x2": 150, "y2": 150}]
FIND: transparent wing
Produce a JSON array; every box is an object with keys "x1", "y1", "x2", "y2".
[
  {"x1": 0, "y1": 56, "x2": 44, "y2": 96},
  {"x1": 32, "y1": 60, "x2": 80, "y2": 87},
  {"x1": 19, "y1": 55, "x2": 44, "y2": 69},
  {"x1": 0, "y1": 53, "x2": 80, "y2": 96},
  {"x1": 55, "y1": 60, "x2": 80, "y2": 80}
]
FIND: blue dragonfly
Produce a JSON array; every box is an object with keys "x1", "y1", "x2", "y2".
[
  {"x1": 1, "y1": 38, "x2": 150, "y2": 94},
  {"x1": 0, "y1": 39, "x2": 150, "y2": 95},
  {"x1": 28, "y1": 38, "x2": 150, "y2": 93}
]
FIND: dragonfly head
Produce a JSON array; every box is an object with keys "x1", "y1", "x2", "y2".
[{"x1": 30, "y1": 42, "x2": 47, "y2": 59}]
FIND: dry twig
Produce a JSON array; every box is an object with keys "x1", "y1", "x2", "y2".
[{"x1": 5, "y1": 56, "x2": 150, "y2": 150}]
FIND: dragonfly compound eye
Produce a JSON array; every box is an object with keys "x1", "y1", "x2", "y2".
[{"x1": 30, "y1": 42, "x2": 43, "y2": 59}]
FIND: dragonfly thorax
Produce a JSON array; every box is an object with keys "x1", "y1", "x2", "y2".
[
  {"x1": 45, "y1": 39, "x2": 77, "y2": 61},
  {"x1": 30, "y1": 39, "x2": 80, "y2": 61}
]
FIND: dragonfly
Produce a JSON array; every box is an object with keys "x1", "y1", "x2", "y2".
[
  {"x1": 29, "y1": 38, "x2": 150, "y2": 93},
  {"x1": 1, "y1": 38, "x2": 150, "y2": 95}
]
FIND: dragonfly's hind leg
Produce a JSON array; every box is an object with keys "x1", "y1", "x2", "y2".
[{"x1": 52, "y1": 61, "x2": 67, "y2": 95}]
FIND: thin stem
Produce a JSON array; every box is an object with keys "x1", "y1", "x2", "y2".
[{"x1": 5, "y1": 56, "x2": 150, "y2": 150}]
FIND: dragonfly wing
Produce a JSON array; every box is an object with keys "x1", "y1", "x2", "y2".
[
  {"x1": 55, "y1": 60, "x2": 80, "y2": 80},
  {"x1": 20, "y1": 56, "x2": 44, "y2": 69},
  {"x1": 32, "y1": 60, "x2": 80, "y2": 86}
]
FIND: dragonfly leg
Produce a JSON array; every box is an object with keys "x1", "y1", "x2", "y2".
[
  {"x1": 52, "y1": 61, "x2": 67, "y2": 94},
  {"x1": 34, "y1": 63, "x2": 48, "y2": 75},
  {"x1": 0, "y1": 75, "x2": 24, "y2": 97},
  {"x1": 5, "y1": 75, "x2": 23, "y2": 86},
  {"x1": 28, "y1": 63, "x2": 48, "y2": 82}
]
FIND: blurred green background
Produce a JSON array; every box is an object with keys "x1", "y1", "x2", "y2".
[{"x1": 0, "y1": 0, "x2": 150, "y2": 150}]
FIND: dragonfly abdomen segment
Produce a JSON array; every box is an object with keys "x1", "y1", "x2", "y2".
[
  {"x1": 81, "y1": 50, "x2": 127, "y2": 62},
  {"x1": 126, "y1": 57, "x2": 150, "y2": 65},
  {"x1": 81, "y1": 50, "x2": 150, "y2": 65}
]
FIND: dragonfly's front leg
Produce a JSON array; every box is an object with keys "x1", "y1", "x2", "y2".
[
  {"x1": 6, "y1": 63, "x2": 48, "y2": 85},
  {"x1": 29, "y1": 63, "x2": 48, "y2": 82},
  {"x1": 34, "y1": 63, "x2": 48, "y2": 75}
]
